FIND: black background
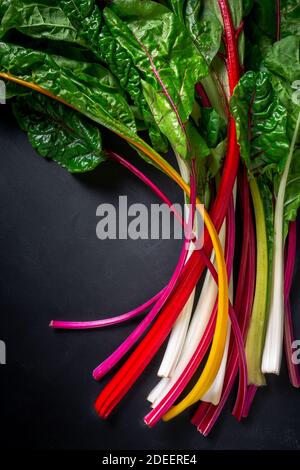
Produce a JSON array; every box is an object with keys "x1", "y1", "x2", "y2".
[{"x1": 0, "y1": 105, "x2": 300, "y2": 450}]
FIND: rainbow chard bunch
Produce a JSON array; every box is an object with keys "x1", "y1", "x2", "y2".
[{"x1": 0, "y1": 0, "x2": 299, "y2": 435}]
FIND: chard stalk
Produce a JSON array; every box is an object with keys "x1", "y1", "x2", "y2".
[
  {"x1": 245, "y1": 178, "x2": 268, "y2": 386},
  {"x1": 200, "y1": 182, "x2": 236, "y2": 405},
  {"x1": 148, "y1": 223, "x2": 226, "y2": 406},
  {"x1": 201, "y1": 277, "x2": 232, "y2": 405},
  {"x1": 262, "y1": 111, "x2": 300, "y2": 375},
  {"x1": 201, "y1": 74, "x2": 228, "y2": 121},
  {"x1": 157, "y1": 157, "x2": 195, "y2": 378}
]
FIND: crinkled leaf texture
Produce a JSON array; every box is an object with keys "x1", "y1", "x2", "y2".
[
  {"x1": 264, "y1": 35, "x2": 300, "y2": 84},
  {"x1": 60, "y1": 0, "x2": 167, "y2": 153},
  {"x1": 230, "y1": 70, "x2": 289, "y2": 177},
  {"x1": 0, "y1": 41, "x2": 140, "y2": 142},
  {"x1": 103, "y1": 2, "x2": 208, "y2": 158},
  {"x1": 13, "y1": 92, "x2": 104, "y2": 172},
  {"x1": 60, "y1": 0, "x2": 102, "y2": 48},
  {"x1": 263, "y1": 35, "x2": 300, "y2": 232},
  {"x1": 0, "y1": 0, "x2": 85, "y2": 45},
  {"x1": 264, "y1": 36, "x2": 300, "y2": 143},
  {"x1": 281, "y1": 0, "x2": 300, "y2": 38},
  {"x1": 184, "y1": 0, "x2": 222, "y2": 65},
  {"x1": 165, "y1": 0, "x2": 222, "y2": 65}
]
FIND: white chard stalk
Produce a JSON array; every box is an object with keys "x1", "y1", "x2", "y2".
[
  {"x1": 201, "y1": 182, "x2": 236, "y2": 404},
  {"x1": 262, "y1": 111, "x2": 300, "y2": 375},
  {"x1": 158, "y1": 288, "x2": 195, "y2": 377},
  {"x1": 147, "y1": 377, "x2": 169, "y2": 404},
  {"x1": 201, "y1": 277, "x2": 233, "y2": 405},
  {"x1": 148, "y1": 221, "x2": 226, "y2": 407},
  {"x1": 156, "y1": 158, "x2": 196, "y2": 378}
]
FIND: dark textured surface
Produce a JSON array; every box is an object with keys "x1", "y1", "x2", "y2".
[{"x1": 0, "y1": 105, "x2": 300, "y2": 450}]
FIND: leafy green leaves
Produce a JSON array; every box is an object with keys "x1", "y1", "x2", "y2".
[
  {"x1": 0, "y1": 0, "x2": 234, "y2": 195},
  {"x1": 0, "y1": 0, "x2": 85, "y2": 45},
  {"x1": 13, "y1": 92, "x2": 104, "y2": 172},
  {"x1": 264, "y1": 35, "x2": 300, "y2": 83},
  {"x1": 102, "y1": 2, "x2": 207, "y2": 158},
  {"x1": 164, "y1": 1, "x2": 222, "y2": 65},
  {"x1": 251, "y1": 0, "x2": 277, "y2": 40},
  {"x1": 184, "y1": 0, "x2": 222, "y2": 65},
  {"x1": 284, "y1": 148, "x2": 300, "y2": 229},
  {"x1": 252, "y1": 32, "x2": 300, "y2": 235},
  {"x1": 230, "y1": 71, "x2": 289, "y2": 176},
  {"x1": 281, "y1": 0, "x2": 300, "y2": 38},
  {"x1": 60, "y1": 0, "x2": 102, "y2": 49},
  {"x1": 264, "y1": 36, "x2": 300, "y2": 142},
  {"x1": 60, "y1": 0, "x2": 168, "y2": 152},
  {"x1": 0, "y1": 41, "x2": 139, "y2": 140},
  {"x1": 198, "y1": 107, "x2": 227, "y2": 148},
  {"x1": 234, "y1": 38, "x2": 300, "y2": 232}
]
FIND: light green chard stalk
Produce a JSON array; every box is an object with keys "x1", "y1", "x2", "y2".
[{"x1": 230, "y1": 70, "x2": 290, "y2": 385}]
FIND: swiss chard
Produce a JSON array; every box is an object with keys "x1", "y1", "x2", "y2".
[
  {"x1": 4, "y1": 0, "x2": 300, "y2": 437},
  {"x1": 230, "y1": 70, "x2": 289, "y2": 385},
  {"x1": 0, "y1": 41, "x2": 139, "y2": 143},
  {"x1": 12, "y1": 92, "x2": 104, "y2": 172},
  {"x1": 167, "y1": 0, "x2": 223, "y2": 66},
  {"x1": 280, "y1": 0, "x2": 300, "y2": 39},
  {"x1": 60, "y1": 0, "x2": 168, "y2": 153},
  {"x1": 103, "y1": 2, "x2": 208, "y2": 159},
  {"x1": 230, "y1": 71, "x2": 289, "y2": 176},
  {"x1": 0, "y1": 0, "x2": 85, "y2": 45}
]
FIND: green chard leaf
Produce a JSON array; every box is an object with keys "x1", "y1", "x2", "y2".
[
  {"x1": 198, "y1": 107, "x2": 227, "y2": 149},
  {"x1": 230, "y1": 71, "x2": 289, "y2": 177},
  {"x1": 110, "y1": 0, "x2": 170, "y2": 19},
  {"x1": 60, "y1": 0, "x2": 102, "y2": 49},
  {"x1": 101, "y1": 2, "x2": 208, "y2": 158},
  {"x1": 263, "y1": 36, "x2": 300, "y2": 232},
  {"x1": 13, "y1": 92, "x2": 104, "y2": 172},
  {"x1": 60, "y1": 0, "x2": 168, "y2": 153},
  {"x1": 165, "y1": 1, "x2": 184, "y2": 16},
  {"x1": 167, "y1": 0, "x2": 222, "y2": 66},
  {"x1": 280, "y1": 0, "x2": 300, "y2": 38},
  {"x1": 283, "y1": 149, "x2": 300, "y2": 234},
  {"x1": 263, "y1": 36, "x2": 300, "y2": 141},
  {"x1": 184, "y1": 0, "x2": 222, "y2": 65},
  {"x1": 0, "y1": 0, "x2": 85, "y2": 45},
  {"x1": 264, "y1": 35, "x2": 300, "y2": 84},
  {"x1": 0, "y1": 41, "x2": 140, "y2": 142},
  {"x1": 252, "y1": 0, "x2": 277, "y2": 40}
]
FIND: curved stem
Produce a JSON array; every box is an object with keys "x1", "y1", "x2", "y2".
[
  {"x1": 145, "y1": 196, "x2": 236, "y2": 426},
  {"x1": 95, "y1": 189, "x2": 229, "y2": 420},
  {"x1": 157, "y1": 157, "x2": 195, "y2": 379},
  {"x1": 161, "y1": 199, "x2": 238, "y2": 421},
  {"x1": 193, "y1": 171, "x2": 255, "y2": 433},
  {"x1": 50, "y1": 289, "x2": 164, "y2": 330},
  {"x1": 92, "y1": 158, "x2": 196, "y2": 381}
]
